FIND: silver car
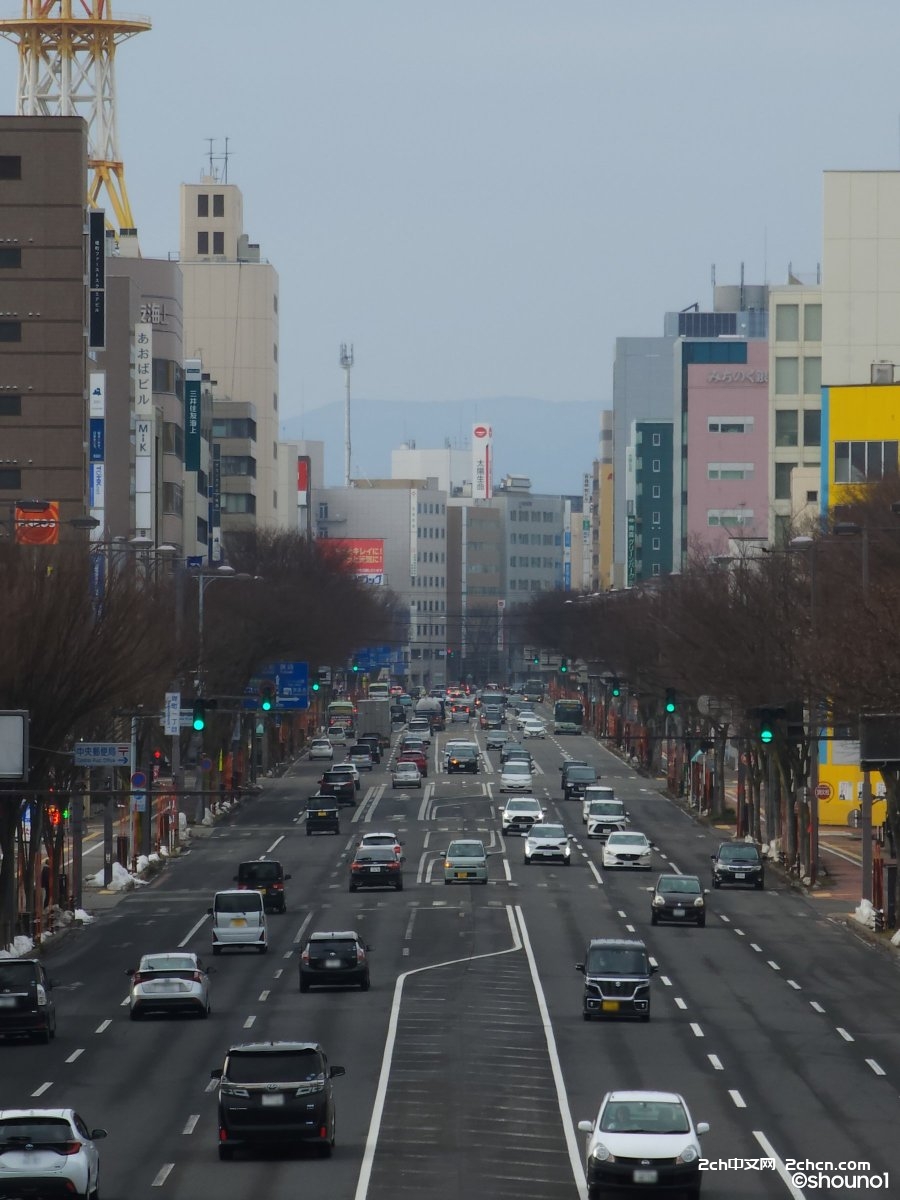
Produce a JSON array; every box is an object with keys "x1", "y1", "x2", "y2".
[
  {"x1": 127, "y1": 951, "x2": 211, "y2": 1019},
  {"x1": 443, "y1": 839, "x2": 489, "y2": 884},
  {"x1": 391, "y1": 760, "x2": 422, "y2": 788},
  {"x1": 0, "y1": 1109, "x2": 107, "y2": 1198}
]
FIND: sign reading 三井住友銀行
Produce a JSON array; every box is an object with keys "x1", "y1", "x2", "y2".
[
  {"x1": 184, "y1": 359, "x2": 202, "y2": 472},
  {"x1": 74, "y1": 742, "x2": 131, "y2": 768}
]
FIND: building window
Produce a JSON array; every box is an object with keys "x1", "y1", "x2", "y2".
[
  {"x1": 197, "y1": 194, "x2": 209, "y2": 217},
  {"x1": 708, "y1": 417, "x2": 752, "y2": 434},
  {"x1": 651, "y1": 537, "x2": 661, "y2": 551},
  {"x1": 162, "y1": 482, "x2": 184, "y2": 516},
  {"x1": 213, "y1": 231, "x2": 224, "y2": 255},
  {"x1": 652, "y1": 432, "x2": 661, "y2": 447},
  {"x1": 221, "y1": 456, "x2": 257, "y2": 477},
  {"x1": 774, "y1": 462, "x2": 796, "y2": 500},
  {"x1": 651, "y1": 563, "x2": 661, "y2": 577},
  {"x1": 651, "y1": 511, "x2": 661, "y2": 526},
  {"x1": 197, "y1": 231, "x2": 209, "y2": 255},
  {"x1": 0, "y1": 468, "x2": 21, "y2": 488},
  {"x1": 834, "y1": 440, "x2": 899, "y2": 483},
  {"x1": 0, "y1": 248, "x2": 21, "y2": 268},
  {"x1": 0, "y1": 321, "x2": 21, "y2": 342},
  {"x1": 806, "y1": 490, "x2": 818, "y2": 503},
  {"x1": 708, "y1": 463, "x2": 753, "y2": 481},
  {"x1": 775, "y1": 409, "x2": 799, "y2": 447},
  {"x1": 652, "y1": 485, "x2": 661, "y2": 498},
  {"x1": 775, "y1": 304, "x2": 799, "y2": 341},
  {"x1": 803, "y1": 356, "x2": 821, "y2": 394},
  {"x1": 273, "y1": 343, "x2": 278, "y2": 362},
  {"x1": 652, "y1": 459, "x2": 660, "y2": 472},
  {"x1": 804, "y1": 304, "x2": 822, "y2": 341},
  {"x1": 775, "y1": 357, "x2": 799, "y2": 394},
  {"x1": 803, "y1": 409, "x2": 821, "y2": 448},
  {"x1": 707, "y1": 509, "x2": 754, "y2": 527},
  {"x1": 0, "y1": 156, "x2": 21, "y2": 180},
  {"x1": 213, "y1": 194, "x2": 225, "y2": 217},
  {"x1": 0, "y1": 395, "x2": 21, "y2": 416}
]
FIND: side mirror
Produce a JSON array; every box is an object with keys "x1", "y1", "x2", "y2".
[
  {"x1": 696, "y1": 1122, "x2": 710, "y2": 1135},
  {"x1": 710, "y1": 854, "x2": 716, "y2": 860},
  {"x1": 577, "y1": 1120, "x2": 593, "y2": 1134},
  {"x1": 284, "y1": 874, "x2": 292, "y2": 881},
  {"x1": 207, "y1": 907, "x2": 214, "y2": 915},
  {"x1": 232, "y1": 875, "x2": 238, "y2": 881},
  {"x1": 90, "y1": 1129, "x2": 109, "y2": 1141},
  {"x1": 210, "y1": 1067, "x2": 223, "y2": 1080},
  {"x1": 650, "y1": 964, "x2": 659, "y2": 974},
  {"x1": 365, "y1": 945, "x2": 373, "y2": 952},
  {"x1": 330, "y1": 1065, "x2": 346, "y2": 1078},
  {"x1": 126, "y1": 968, "x2": 135, "y2": 977},
  {"x1": 704, "y1": 889, "x2": 710, "y2": 895},
  {"x1": 575, "y1": 963, "x2": 585, "y2": 973}
]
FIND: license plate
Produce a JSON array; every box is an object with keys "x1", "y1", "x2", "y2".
[
  {"x1": 317, "y1": 810, "x2": 328, "y2": 816},
  {"x1": 0, "y1": 997, "x2": 16, "y2": 1008},
  {"x1": 674, "y1": 907, "x2": 685, "y2": 917},
  {"x1": 369, "y1": 866, "x2": 382, "y2": 873},
  {"x1": 601, "y1": 1000, "x2": 620, "y2": 1012},
  {"x1": 633, "y1": 1169, "x2": 657, "y2": 1184},
  {"x1": 735, "y1": 871, "x2": 746, "y2": 879},
  {"x1": 324, "y1": 959, "x2": 342, "y2": 969},
  {"x1": 256, "y1": 888, "x2": 267, "y2": 894},
  {"x1": 230, "y1": 918, "x2": 247, "y2": 927},
  {"x1": 458, "y1": 872, "x2": 468, "y2": 879},
  {"x1": 261, "y1": 1094, "x2": 285, "y2": 1106}
]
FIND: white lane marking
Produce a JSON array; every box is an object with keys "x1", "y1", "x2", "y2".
[
  {"x1": 729, "y1": 1090, "x2": 747, "y2": 1108},
  {"x1": 273, "y1": 968, "x2": 283, "y2": 979},
  {"x1": 182, "y1": 1115, "x2": 199, "y2": 1135},
  {"x1": 768, "y1": 960, "x2": 781, "y2": 971},
  {"x1": 292, "y1": 911, "x2": 314, "y2": 945},
  {"x1": 752, "y1": 1130, "x2": 807, "y2": 1198},
  {"x1": 708, "y1": 1054, "x2": 724, "y2": 1070},
  {"x1": 120, "y1": 994, "x2": 130, "y2": 1006},
  {"x1": 283, "y1": 950, "x2": 293, "y2": 959},
  {"x1": 178, "y1": 912, "x2": 210, "y2": 949},
  {"x1": 734, "y1": 928, "x2": 745, "y2": 937},
  {"x1": 65, "y1": 1049, "x2": 84, "y2": 1064},
  {"x1": 617, "y1": 910, "x2": 627, "y2": 918},
  {"x1": 836, "y1": 1027, "x2": 854, "y2": 1042},
  {"x1": 674, "y1": 997, "x2": 687, "y2": 1009},
  {"x1": 718, "y1": 912, "x2": 730, "y2": 923},
  {"x1": 31, "y1": 1082, "x2": 52, "y2": 1097},
  {"x1": 503, "y1": 855, "x2": 512, "y2": 882},
  {"x1": 660, "y1": 975, "x2": 673, "y2": 987},
  {"x1": 624, "y1": 924, "x2": 635, "y2": 933},
  {"x1": 690, "y1": 1022, "x2": 704, "y2": 1038},
  {"x1": 265, "y1": 835, "x2": 285, "y2": 854},
  {"x1": 243, "y1": 1015, "x2": 256, "y2": 1029},
  {"x1": 586, "y1": 860, "x2": 604, "y2": 886},
  {"x1": 866, "y1": 1058, "x2": 886, "y2": 1076},
  {"x1": 403, "y1": 911, "x2": 417, "y2": 942},
  {"x1": 787, "y1": 979, "x2": 801, "y2": 990},
  {"x1": 151, "y1": 1163, "x2": 174, "y2": 1187},
  {"x1": 258, "y1": 990, "x2": 270, "y2": 1002},
  {"x1": 204, "y1": 1079, "x2": 217, "y2": 1094},
  {"x1": 810, "y1": 1001, "x2": 825, "y2": 1013},
  {"x1": 750, "y1": 943, "x2": 762, "y2": 952},
  {"x1": 96, "y1": 1020, "x2": 111, "y2": 1033}
]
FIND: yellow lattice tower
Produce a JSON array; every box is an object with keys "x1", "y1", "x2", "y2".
[{"x1": 0, "y1": 1, "x2": 150, "y2": 239}]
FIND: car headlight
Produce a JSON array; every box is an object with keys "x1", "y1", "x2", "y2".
[
  {"x1": 677, "y1": 1145, "x2": 699, "y2": 1164},
  {"x1": 525, "y1": 842, "x2": 534, "y2": 854},
  {"x1": 444, "y1": 860, "x2": 452, "y2": 869},
  {"x1": 652, "y1": 895, "x2": 666, "y2": 907},
  {"x1": 589, "y1": 1143, "x2": 613, "y2": 1163},
  {"x1": 693, "y1": 896, "x2": 705, "y2": 907},
  {"x1": 563, "y1": 845, "x2": 570, "y2": 856}
]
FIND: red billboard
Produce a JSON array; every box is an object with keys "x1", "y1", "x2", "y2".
[
  {"x1": 323, "y1": 538, "x2": 385, "y2": 583},
  {"x1": 15, "y1": 501, "x2": 59, "y2": 545}
]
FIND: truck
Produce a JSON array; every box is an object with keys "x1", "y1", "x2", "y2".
[
  {"x1": 356, "y1": 698, "x2": 392, "y2": 748},
  {"x1": 414, "y1": 696, "x2": 446, "y2": 732}
]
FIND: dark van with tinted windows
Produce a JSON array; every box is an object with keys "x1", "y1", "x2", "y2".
[
  {"x1": 234, "y1": 859, "x2": 291, "y2": 913},
  {"x1": 576, "y1": 937, "x2": 656, "y2": 1022}
]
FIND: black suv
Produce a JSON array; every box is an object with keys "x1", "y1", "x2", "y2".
[
  {"x1": 576, "y1": 937, "x2": 656, "y2": 1022},
  {"x1": 0, "y1": 959, "x2": 57, "y2": 1042},
  {"x1": 560, "y1": 761, "x2": 598, "y2": 800},
  {"x1": 234, "y1": 859, "x2": 291, "y2": 913},
  {"x1": 299, "y1": 931, "x2": 371, "y2": 992},
  {"x1": 711, "y1": 841, "x2": 765, "y2": 889},
  {"x1": 318, "y1": 770, "x2": 356, "y2": 806},
  {"x1": 447, "y1": 745, "x2": 479, "y2": 774},
  {"x1": 305, "y1": 797, "x2": 341, "y2": 835},
  {"x1": 212, "y1": 1041, "x2": 345, "y2": 1159}
]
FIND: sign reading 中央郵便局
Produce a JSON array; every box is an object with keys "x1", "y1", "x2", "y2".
[{"x1": 74, "y1": 743, "x2": 131, "y2": 767}]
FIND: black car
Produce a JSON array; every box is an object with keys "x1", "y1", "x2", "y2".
[
  {"x1": 711, "y1": 841, "x2": 765, "y2": 889},
  {"x1": 447, "y1": 745, "x2": 479, "y2": 774},
  {"x1": 212, "y1": 1041, "x2": 345, "y2": 1159},
  {"x1": 576, "y1": 938, "x2": 656, "y2": 1022},
  {"x1": 349, "y1": 845, "x2": 404, "y2": 891},
  {"x1": 0, "y1": 959, "x2": 57, "y2": 1042},
  {"x1": 234, "y1": 859, "x2": 291, "y2": 913},
  {"x1": 500, "y1": 741, "x2": 530, "y2": 765},
  {"x1": 299, "y1": 930, "x2": 371, "y2": 992},
  {"x1": 651, "y1": 873, "x2": 707, "y2": 926},
  {"x1": 305, "y1": 798, "x2": 341, "y2": 835},
  {"x1": 318, "y1": 770, "x2": 357, "y2": 806},
  {"x1": 561, "y1": 763, "x2": 597, "y2": 801},
  {"x1": 357, "y1": 733, "x2": 382, "y2": 763}
]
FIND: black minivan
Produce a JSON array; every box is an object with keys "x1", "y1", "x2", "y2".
[
  {"x1": 234, "y1": 859, "x2": 291, "y2": 913},
  {"x1": 576, "y1": 937, "x2": 656, "y2": 1022},
  {"x1": 0, "y1": 959, "x2": 57, "y2": 1042}
]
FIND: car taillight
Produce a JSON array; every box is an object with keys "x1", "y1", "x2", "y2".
[
  {"x1": 237, "y1": 882, "x2": 248, "y2": 889},
  {"x1": 356, "y1": 946, "x2": 366, "y2": 962},
  {"x1": 301, "y1": 949, "x2": 310, "y2": 964},
  {"x1": 272, "y1": 881, "x2": 284, "y2": 890},
  {"x1": 130, "y1": 972, "x2": 145, "y2": 986},
  {"x1": 192, "y1": 971, "x2": 203, "y2": 983},
  {"x1": 35, "y1": 983, "x2": 48, "y2": 1005},
  {"x1": 351, "y1": 862, "x2": 362, "y2": 872},
  {"x1": 387, "y1": 861, "x2": 400, "y2": 871},
  {"x1": 60, "y1": 1141, "x2": 82, "y2": 1156}
]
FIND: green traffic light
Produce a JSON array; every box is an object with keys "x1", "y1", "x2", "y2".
[
  {"x1": 760, "y1": 725, "x2": 774, "y2": 745},
  {"x1": 192, "y1": 700, "x2": 206, "y2": 731},
  {"x1": 312, "y1": 681, "x2": 320, "y2": 692}
]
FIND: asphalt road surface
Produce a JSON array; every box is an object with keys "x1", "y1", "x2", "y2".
[{"x1": 3, "y1": 709, "x2": 899, "y2": 1199}]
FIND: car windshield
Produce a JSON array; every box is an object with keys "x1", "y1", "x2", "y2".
[
  {"x1": 215, "y1": 893, "x2": 262, "y2": 913},
  {"x1": 567, "y1": 767, "x2": 597, "y2": 781},
  {"x1": 308, "y1": 938, "x2": 356, "y2": 955},
  {"x1": 719, "y1": 845, "x2": 760, "y2": 862},
  {"x1": 0, "y1": 962, "x2": 36, "y2": 987},
  {"x1": 504, "y1": 762, "x2": 531, "y2": 775},
  {"x1": 447, "y1": 842, "x2": 484, "y2": 857},
  {"x1": 140, "y1": 955, "x2": 196, "y2": 972},
  {"x1": 600, "y1": 1100, "x2": 689, "y2": 1135},
  {"x1": 608, "y1": 833, "x2": 647, "y2": 846},
  {"x1": 226, "y1": 1048, "x2": 324, "y2": 1084},
  {"x1": 532, "y1": 825, "x2": 565, "y2": 839},
  {"x1": 362, "y1": 835, "x2": 398, "y2": 846},
  {"x1": 355, "y1": 848, "x2": 396, "y2": 863},
  {"x1": 507, "y1": 800, "x2": 539, "y2": 812},
  {"x1": 0, "y1": 1117, "x2": 73, "y2": 1145},
  {"x1": 585, "y1": 947, "x2": 648, "y2": 974},
  {"x1": 238, "y1": 862, "x2": 280, "y2": 883},
  {"x1": 589, "y1": 802, "x2": 623, "y2": 816},
  {"x1": 658, "y1": 876, "x2": 702, "y2": 894}
]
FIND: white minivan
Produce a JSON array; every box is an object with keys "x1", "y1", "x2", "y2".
[{"x1": 209, "y1": 889, "x2": 268, "y2": 955}]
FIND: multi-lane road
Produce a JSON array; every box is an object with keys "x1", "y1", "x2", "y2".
[{"x1": 3, "y1": 710, "x2": 899, "y2": 1199}]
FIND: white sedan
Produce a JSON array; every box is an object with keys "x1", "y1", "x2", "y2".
[
  {"x1": 521, "y1": 719, "x2": 547, "y2": 739},
  {"x1": 601, "y1": 831, "x2": 652, "y2": 870},
  {"x1": 126, "y1": 951, "x2": 211, "y2": 1019},
  {"x1": 308, "y1": 738, "x2": 334, "y2": 761},
  {"x1": 498, "y1": 760, "x2": 533, "y2": 792}
]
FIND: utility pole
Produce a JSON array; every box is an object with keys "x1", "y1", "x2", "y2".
[{"x1": 340, "y1": 343, "x2": 354, "y2": 487}]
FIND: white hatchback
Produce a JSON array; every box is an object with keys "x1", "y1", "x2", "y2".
[
  {"x1": 0, "y1": 1109, "x2": 107, "y2": 1199},
  {"x1": 499, "y1": 760, "x2": 533, "y2": 792}
]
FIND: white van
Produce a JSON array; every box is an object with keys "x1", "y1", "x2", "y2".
[{"x1": 208, "y1": 889, "x2": 268, "y2": 955}]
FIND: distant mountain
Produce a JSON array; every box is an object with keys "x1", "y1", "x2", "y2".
[{"x1": 280, "y1": 397, "x2": 602, "y2": 495}]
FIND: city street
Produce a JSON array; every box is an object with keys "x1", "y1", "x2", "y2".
[{"x1": 3, "y1": 716, "x2": 898, "y2": 1199}]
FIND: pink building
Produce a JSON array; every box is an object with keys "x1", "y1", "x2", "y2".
[{"x1": 682, "y1": 339, "x2": 770, "y2": 559}]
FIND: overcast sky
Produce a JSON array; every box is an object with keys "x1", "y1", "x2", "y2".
[{"x1": 38, "y1": 3, "x2": 900, "y2": 426}]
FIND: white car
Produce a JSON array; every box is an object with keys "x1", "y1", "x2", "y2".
[
  {"x1": 308, "y1": 738, "x2": 334, "y2": 761},
  {"x1": 523, "y1": 823, "x2": 571, "y2": 865},
  {"x1": 0, "y1": 1109, "x2": 107, "y2": 1199},
  {"x1": 359, "y1": 831, "x2": 403, "y2": 859},
  {"x1": 514, "y1": 709, "x2": 536, "y2": 729},
  {"x1": 406, "y1": 719, "x2": 432, "y2": 744},
  {"x1": 578, "y1": 1090, "x2": 708, "y2": 1196},
  {"x1": 391, "y1": 760, "x2": 422, "y2": 789},
  {"x1": 126, "y1": 951, "x2": 211, "y2": 1019},
  {"x1": 521, "y1": 719, "x2": 547, "y2": 739},
  {"x1": 581, "y1": 785, "x2": 618, "y2": 823},
  {"x1": 585, "y1": 798, "x2": 628, "y2": 839},
  {"x1": 499, "y1": 760, "x2": 533, "y2": 792},
  {"x1": 500, "y1": 797, "x2": 546, "y2": 835},
  {"x1": 602, "y1": 831, "x2": 652, "y2": 870}
]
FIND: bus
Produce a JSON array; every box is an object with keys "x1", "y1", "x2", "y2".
[
  {"x1": 367, "y1": 681, "x2": 390, "y2": 700},
  {"x1": 523, "y1": 679, "x2": 545, "y2": 704},
  {"x1": 327, "y1": 699, "x2": 356, "y2": 729},
  {"x1": 553, "y1": 699, "x2": 584, "y2": 734}
]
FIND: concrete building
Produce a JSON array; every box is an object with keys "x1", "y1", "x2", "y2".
[
  {"x1": 0, "y1": 116, "x2": 88, "y2": 526},
  {"x1": 180, "y1": 178, "x2": 281, "y2": 534},
  {"x1": 446, "y1": 502, "x2": 504, "y2": 683},
  {"x1": 625, "y1": 419, "x2": 675, "y2": 581},
  {"x1": 591, "y1": 410, "x2": 615, "y2": 591}
]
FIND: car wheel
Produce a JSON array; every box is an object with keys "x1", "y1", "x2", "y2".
[
  {"x1": 564, "y1": 858, "x2": 571, "y2": 867},
  {"x1": 49, "y1": 1016, "x2": 56, "y2": 1040},
  {"x1": 444, "y1": 877, "x2": 451, "y2": 884},
  {"x1": 395, "y1": 880, "x2": 404, "y2": 891},
  {"x1": 755, "y1": 879, "x2": 765, "y2": 890},
  {"x1": 360, "y1": 974, "x2": 370, "y2": 992},
  {"x1": 36, "y1": 1021, "x2": 51, "y2": 1044},
  {"x1": 641, "y1": 1013, "x2": 651, "y2": 1023},
  {"x1": 258, "y1": 944, "x2": 267, "y2": 954},
  {"x1": 218, "y1": 1145, "x2": 234, "y2": 1161},
  {"x1": 212, "y1": 946, "x2": 221, "y2": 956},
  {"x1": 349, "y1": 883, "x2": 357, "y2": 893},
  {"x1": 697, "y1": 916, "x2": 706, "y2": 927},
  {"x1": 200, "y1": 1001, "x2": 211, "y2": 1019},
  {"x1": 650, "y1": 911, "x2": 658, "y2": 925},
  {"x1": 712, "y1": 878, "x2": 721, "y2": 889},
  {"x1": 583, "y1": 1011, "x2": 591, "y2": 1022},
  {"x1": 318, "y1": 1140, "x2": 333, "y2": 1158},
  {"x1": 299, "y1": 979, "x2": 310, "y2": 993}
]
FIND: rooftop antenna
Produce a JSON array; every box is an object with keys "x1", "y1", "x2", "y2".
[
  {"x1": 222, "y1": 136, "x2": 230, "y2": 184},
  {"x1": 340, "y1": 343, "x2": 354, "y2": 487},
  {"x1": 206, "y1": 137, "x2": 215, "y2": 178}
]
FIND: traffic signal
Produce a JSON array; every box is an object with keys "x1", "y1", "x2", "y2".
[
  {"x1": 611, "y1": 677, "x2": 621, "y2": 697},
  {"x1": 192, "y1": 698, "x2": 206, "y2": 730},
  {"x1": 260, "y1": 684, "x2": 274, "y2": 712},
  {"x1": 48, "y1": 805, "x2": 61, "y2": 827},
  {"x1": 351, "y1": 661, "x2": 360, "y2": 674},
  {"x1": 560, "y1": 658, "x2": 568, "y2": 674},
  {"x1": 759, "y1": 711, "x2": 776, "y2": 745},
  {"x1": 532, "y1": 654, "x2": 540, "y2": 665},
  {"x1": 152, "y1": 748, "x2": 164, "y2": 766},
  {"x1": 665, "y1": 688, "x2": 677, "y2": 714}
]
